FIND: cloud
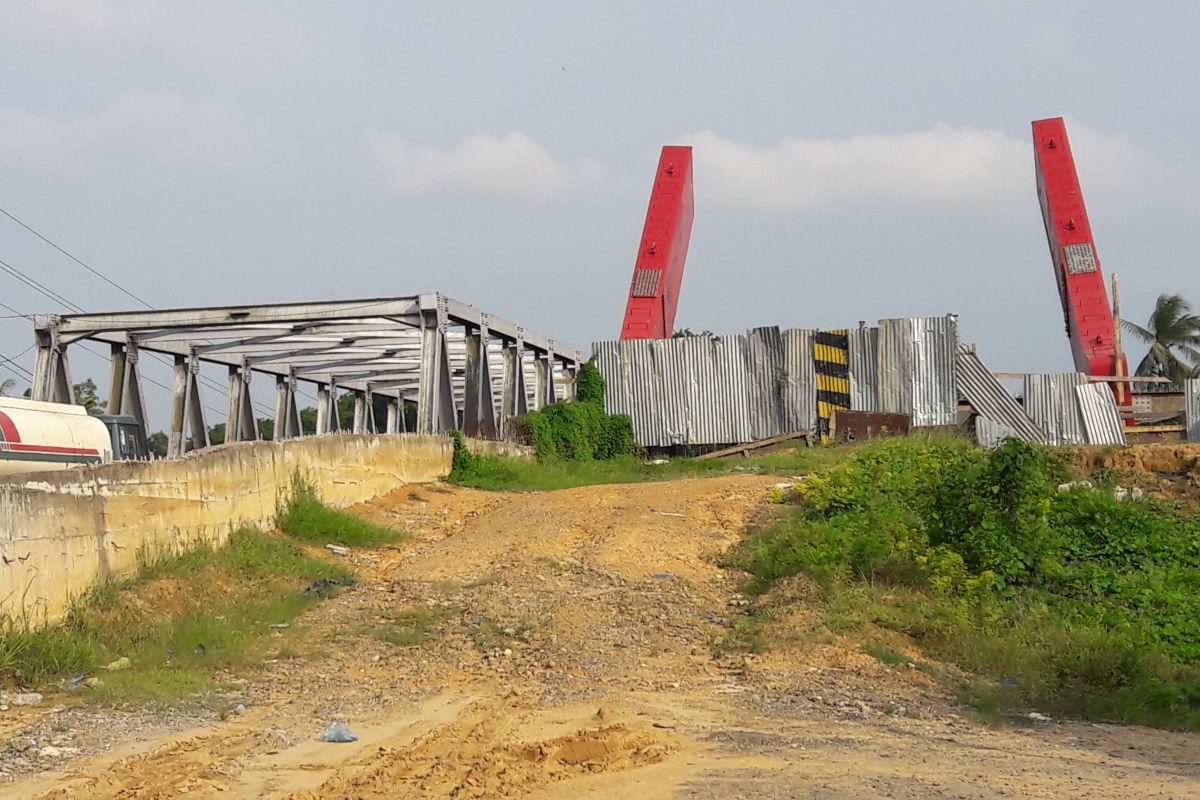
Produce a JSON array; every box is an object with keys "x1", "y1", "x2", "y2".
[
  {"x1": 680, "y1": 122, "x2": 1200, "y2": 217},
  {"x1": 368, "y1": 131, "x2": 603, "y2": 200},
  {"x1": 0, "y1": 94, "x2": 270, "y2": 172},
  {"x1": 680, "y1": 126, "x2": 1029, "y2": 214}
]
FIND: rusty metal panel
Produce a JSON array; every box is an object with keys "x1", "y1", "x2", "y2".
[
  {"x1": 955, "y1": 345, "x2": 1046, "y2": 443},
  {"x1": 781, "y1": 328, "x2": 817, "y2": 432},
  {"x1": 1075, "y1": 383, "x2": 1126, "y2": 445},
  {"x1": 847, "y1": 324, "x2": 878, "y2": 412},
  {"x1": 745, "y1": 327, "x2": 785, "y2": 440},
  {"x1": 1024, "y1": 373, "x2": 1087, "y2": 446},
  {"x1": 831, "y1": 410, "x2": 909, "y2": 443},
  {"x1": 1187, "y1": 380, "x2": 1200, "y2": 442}
]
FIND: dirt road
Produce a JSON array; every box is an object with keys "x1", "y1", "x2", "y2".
[{"x1": 5, "y1": 476, "x2": 1199, "y2": 798}]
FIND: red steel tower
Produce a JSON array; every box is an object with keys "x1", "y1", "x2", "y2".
[
  {"x1": 619, "y1": 146, "x2": 694, "y2": 339},
  {"x1": 1032, "y1": 117, "x2": 1128, "y2": 393}
]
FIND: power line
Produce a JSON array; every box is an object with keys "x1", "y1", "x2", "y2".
[
  {"x1": 0, "y1": 257, "x2": 85, "y2": 313},
  {"x1": 0, "y1": 212, "x2": 319, "y2": 409},
  {"x1": 0, "y1": 206, "x2": 154, "y2": 309},
  {"x1": 0, "y1": 251, "x2": 277, "y2": 417},
  {"x1": 0, "y1": 343, "x2": 34, "y2": 381}
]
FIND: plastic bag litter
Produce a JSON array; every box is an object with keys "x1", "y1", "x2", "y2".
[{"x1": 320, "y1": 721, "x2": 358, "y2": 743}]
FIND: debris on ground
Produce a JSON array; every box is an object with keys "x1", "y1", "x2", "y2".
[{"x1": 320, "y1": 721, "x2": 358, "y2": 743}]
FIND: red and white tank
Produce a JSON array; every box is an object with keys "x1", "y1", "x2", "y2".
[{"x1": 0, "y1": 397, "x2": 113, "y2": 476}]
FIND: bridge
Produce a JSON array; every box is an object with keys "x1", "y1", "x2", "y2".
[{"x1": 30, "y1": 293, "x2": 584, "y2": 456}]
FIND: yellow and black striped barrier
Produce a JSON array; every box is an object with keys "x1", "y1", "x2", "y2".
[{"x1": 813, "y1": 330, "x2": 850, "y2": 442}]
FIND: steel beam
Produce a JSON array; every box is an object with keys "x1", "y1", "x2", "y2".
[
  {"x1": 500, "y1": 341, "x2": 528, "y2": 435},
  {"x1": 168, "y1": 354, "x2": 188, "y2": 458},
  {"x1": 107, "y1": 343, "x2": 126, "y2": 415},
  {"x1": 185, "y1": 355, "x2": 209, "y2": 452},
  {"x1": 40, "y1": 296, "x2": 422, "y2": 334},
  {"x1": 119, "y1": 339, "x2": 149, "y2": 452}
]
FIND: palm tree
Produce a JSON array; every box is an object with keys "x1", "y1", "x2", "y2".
[{"x1": 1121, "y1": 294, "x2": 1200, "y2": 386}]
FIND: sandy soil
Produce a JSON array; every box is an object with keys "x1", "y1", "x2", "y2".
[{"x1": 4, "y1": 475, "x2": 1199, "y2": 798}]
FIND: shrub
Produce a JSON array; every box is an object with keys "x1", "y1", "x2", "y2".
[
  {"x1": 513, "y1": 362, "x2": 638, "y2": 462},
  {"x1": 728, "y1": 435, "x2": 1200, "y2": 728}
]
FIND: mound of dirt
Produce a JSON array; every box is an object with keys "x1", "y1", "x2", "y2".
[{"x1": 1075, "y1": 443, "x2": 1200, "y2": 475}]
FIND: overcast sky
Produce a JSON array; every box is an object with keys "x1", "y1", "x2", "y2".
[{"x1": 2, "y1": 2, "x2": 1198, "y2": 415}]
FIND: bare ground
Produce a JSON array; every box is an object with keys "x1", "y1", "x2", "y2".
[{"x1": 3, "y1": 475, "x2": 1199, "y2": 798}]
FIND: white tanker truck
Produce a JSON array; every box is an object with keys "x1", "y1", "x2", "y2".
[{"x1": 0, "y1": 396, "x2": 147, "y2": 476}]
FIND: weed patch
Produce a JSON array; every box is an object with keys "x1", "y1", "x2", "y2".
[
  {"x1": 372, "y1": 606, "x2": 460, "y2": 647},
  {"x1": 448, "y1": 439, "x2": 859, "y2": 492},
  {"x1": 727, "y1": 436, "x2": 1200, "y2": 729},
  {"x1": 0, "y1": 526, "x2": 350, "y2": 704},
  {"x1": 276, "y1": 472, "x2": 405, "y2": 546}
]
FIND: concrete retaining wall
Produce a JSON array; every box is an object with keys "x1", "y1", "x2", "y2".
[{"x1": 0, "y1": 434, "x2": 459, "y2": 622}]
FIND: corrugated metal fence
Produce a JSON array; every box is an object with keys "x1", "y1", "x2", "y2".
[
  {"x1": 594, "y1": 315, "x2": 959, "y2": 448},
  {"x1": 1186, "y1": 379, "x2": 1200, "y2": 442}
]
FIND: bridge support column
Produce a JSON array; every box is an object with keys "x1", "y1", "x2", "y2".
[
  {"x1": 464, "y1": 324, "x2": 498, "y2": 439},
  {"x1": 500, "y1": 340, "x2": 527, "y2": 436},
  {"x1": 416, "y1": 304, "x2": 456, "y2": 434},
  {"x1": 120, "y1": 339, "x2": 150, "y2": 452},
  {"x1": 186, "y1": 354, "x2": 209, "y2": 452}
]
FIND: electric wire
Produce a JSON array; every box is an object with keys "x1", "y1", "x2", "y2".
[{"x1": 0, "y1": 210, "x2": 320, "y2": 408}]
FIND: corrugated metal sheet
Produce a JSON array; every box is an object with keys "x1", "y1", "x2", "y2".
[
  {"x1": 745, "y1": 327, "x2": 785, "y2": 440},
  {"x1": 1187, "y1": 379, "x2": 1200, "y2": 442},
  {"x1": 877, "y1": 316, "x2": 958, "y2": 427},
  {"x1": 955, "y1": 345, "x2": 1046, "y2": 443},
  {"x1": 1024, "y1": 373, "x2": 1087, "y2": 446},
  {"x1": 690, "y1": 335, "x2": 753, "y2": 445},
  {"x1": 847, "y1": 325, "x2": 878, "y2": 412},
  {"x1": 594, "y1": 315, "x2": 953, "y2": 447},
  {"x1": 1075, "y1": 383, "x2": 1126, "y2": 445},
  {"x1": 976, "y1": 416, "x2": 1020, "y2": 449},
  {"x1": 781, "y1": 329, "x2": 817, "y2": 432},
  {"x1": 876, "y1": 318, "x2": 911, "y2": 418}
]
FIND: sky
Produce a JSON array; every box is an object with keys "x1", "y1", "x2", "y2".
[{"x1": 1, "y1": 1, "x2": 1198, "y2": 419}]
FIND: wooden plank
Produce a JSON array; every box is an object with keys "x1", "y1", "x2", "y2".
[
  {"x1": 1127, "y1": 424, "x2": 1186, "y2": 434},
  {"x1": 991, "y1": 372, "x2": 1173, "y2": 384},
  {"x1": 693, "y1": 430, "x2": 810, "y2": 461}
]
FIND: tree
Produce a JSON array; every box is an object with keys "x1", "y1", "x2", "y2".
[
  {"x1": 0, "y1": 378, "x2": 15, "y2": 397},
  {"x1": 147, "y1": 431, "x2": 168, "y2": 458},
  {"x1": 672, "y1": 328, "x2": 714, "y2": 338},
  {"x1": 1122, "y1": 294, "x2": 1200, "y2": 386},
  {"x1": 73, "y1": 378, "x2": 105, "y2": 414}
]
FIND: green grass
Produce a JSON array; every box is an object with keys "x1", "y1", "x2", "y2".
[
  {"x1": 275, "y1": 472, "x2": 405, "y2": 546},
  {"x1": 0, "y1": 526, "x2": 351, "y2": 704},
  {"x1": 447, "y1": 443, "x2": 856, "y2": 492},
  {"x1": 713, "y1": 611, "x2": 774, "y2": 657},
  {"x1": 372, "y1": 606, "x2": 460, "y2": 647},
  {"x1": 471, "y1": 617, "x2": 536, "y2": 652},
  {"x1": 725, "y1": 436, "x2": 1200, "y2": 730}
]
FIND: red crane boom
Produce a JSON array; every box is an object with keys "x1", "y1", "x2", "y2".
[
  {"x1": 1032, "y1": 117, "x2": 1128, "y2": 394},
  {"x1": 620, "y1": 146, "x2": 694, "y2": 339}
]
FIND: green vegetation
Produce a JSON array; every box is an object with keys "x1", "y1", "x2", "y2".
[
  {"x1": 728, "y1": 436, "x2": 1200, "y2": 729},
  {"x1": 0, "y1": 526, "x2": 350, "y2": 703},
  {"x1": 515, "y1": 363, "x2": 637, "y2": 462},
  {"x1": 1122, "y1": 292, "x2": 1200, "y2": 385},
  {"x1": 372, "y1": 606, "x2": 460, "y2": 647},
  {"x1": 449, "y1": 430, "x2": 854, "y2": 492},
  {"x1": 275, "y1": 472, "x2": 405, "y2": 546}
]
